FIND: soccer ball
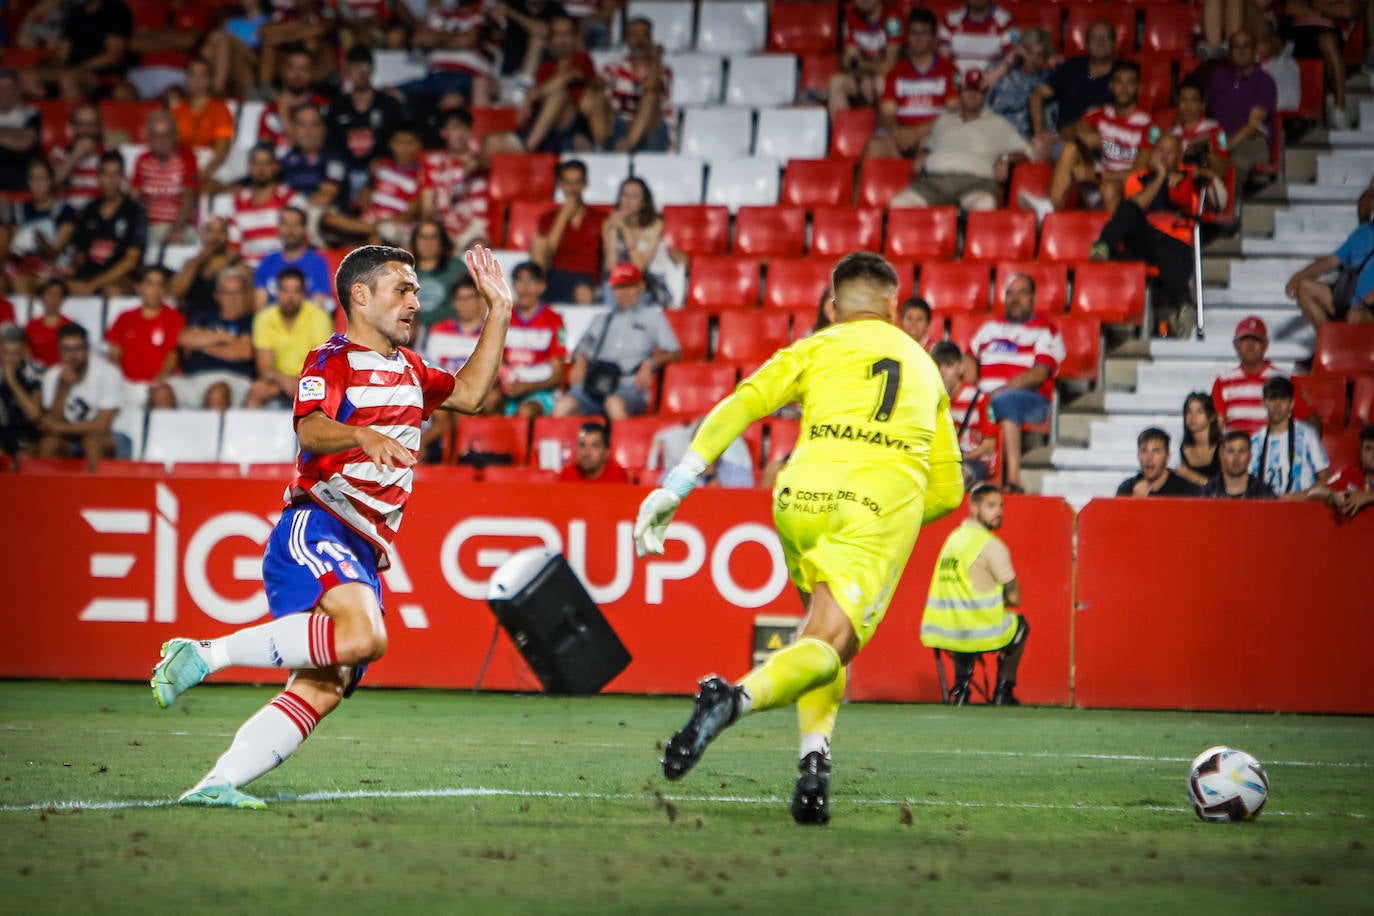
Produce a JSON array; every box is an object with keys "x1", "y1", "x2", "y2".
[{"x1": 1187, "y1": 746, "x2": 1269, "y2": 823}]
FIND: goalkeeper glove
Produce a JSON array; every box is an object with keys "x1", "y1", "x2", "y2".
[{"x1": 633, "y1": 452, "x2": 708, "y2": 557}]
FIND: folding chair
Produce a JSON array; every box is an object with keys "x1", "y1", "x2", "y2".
[{"x1": 932, "y1": 647, "x2": 993, "y2": 705}]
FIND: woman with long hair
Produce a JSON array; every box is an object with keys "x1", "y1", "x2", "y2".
[
  {"x1": 411, "y1": 220, "x2": 466, "y2": 331},
  {"x1": 602, "y1": 177, "x2": 680, "y2": 305},
  {"x1": 1177, "y1": 391, "x2": 1222, "y2": 486}
]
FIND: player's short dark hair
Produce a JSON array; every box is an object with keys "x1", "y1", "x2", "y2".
[
  {"x1": 440, "y1": 107, "x2": 474, "y2": 130},
  {"x1": 900, "y1": 296, "x2": 931, "y2": 320},
  {"x1": 56, "y1": 323, "x2": 88, "y2": 344},
  {"x1": 930, "y1": 341, "x2": 962, "y2": 367},
  {"x1": 276, "y1": 266, "x2": 307, "y2": 289},
  {"x1": 908, "y1": 7, "x2": 937, "y2": 31},
  {"x1": 512, "y1": 261, "x2": 545, "y2": 283},
  {"x1": 1261, "y1": 376, "x2": 1294, "y2": 400},
  {"x1": 1138, "y1": 426, "x2": 1170, "y2": 449},
  {"x1": 969, "y1": 482, "x2": 1001, "y2": 504},
  {"x1": 1112, "y1": 60, "x2": 1142, "y2": 80},
  {"x1": 578, "y1": 420, "x2": 610, "y2": 446},
  {"x1": 1360, "y1": 424, "x2": 1374, "y2": 444},
  {"x1": 558, "y1": 158, "x2": 587, "y2": 181},
  {"x1": 99, "y1": 150, "x2": 125, "y2": 171},
  {"x1": 831, "y1": 252, "x2": 899, "y2": 298},
  {"x1": 1222, "y1": 429, "x2": 1252, "y2": 448},
  {"x1": 335, "y1": 245, "x2": 416, "y2": 317}
]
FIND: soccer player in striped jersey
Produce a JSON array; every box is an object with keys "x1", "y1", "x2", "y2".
[{"x1": 150, "y1": 244, "x2": 514, "y2": 809}]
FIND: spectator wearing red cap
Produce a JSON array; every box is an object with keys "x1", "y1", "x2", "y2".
[
  {"x1": 1210, "y1": 316, "x2": 1319, "y2": 436},
  {"x1": 889, "y1": 67, "x2": 1031, "y2": 212}
]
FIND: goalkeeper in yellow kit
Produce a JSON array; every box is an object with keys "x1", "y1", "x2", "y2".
[{"x1": 633, "y1": 252, "x2": 964, "y2": 825}]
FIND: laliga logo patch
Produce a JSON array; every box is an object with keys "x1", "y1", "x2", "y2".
[{"x1": 298, "y1": 376, "x2": 326, "y2": 402}]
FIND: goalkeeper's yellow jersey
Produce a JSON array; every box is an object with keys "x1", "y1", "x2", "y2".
[{"x1": 689, "y1": 317, "x2": 955, "y2": 480}]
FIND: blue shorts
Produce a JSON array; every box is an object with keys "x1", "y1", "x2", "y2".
[
  {"x1": 564, "y1": 382, "x2": 649, "y2": 417},
  {"x1": 989, "y1": 388, "x2": 1050, "y2": 426}
]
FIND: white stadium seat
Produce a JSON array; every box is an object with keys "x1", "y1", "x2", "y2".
[
  {"x1": 219, "y1": 409, "x2": 298, "y2": 465},
  {"x1": 143, "y1": 409, "x2": 224, "y2": 465},
  {"x1": 755, "y1": 106, "x2": 829, "y2": 159},
  {"x1": 705, "y1": 156, "x2": 781, "y2": 210},
  {"x1": 631, "y1": 153, "x2": 705, "y2": 205},
  {"x1": 679, "y1": 106, "x2": 754, "y2": 158},
  {"x1": 724, "y1": 54, "x2": 798, "y2": 108},
  {"x1": 562, "y1": 152, "x2": 632, "y2": 206},
  {"x1": 111, "y1": 405, "x2": 146, "y2": 462},
  {"x1": 372, "y1": 50, "x2": 428, "y2": 89},
  {"x1": 666, "y1": 53, "x2": 724, "y2": 107},
  {"x1": 627, "y1": 0, "x2": 697, "y2": 53},
  {"x1": 695, "y1": 1, "x2": 767, "y2": 54},
  {"x1": 103, "y1": 295, "x2": 141, "y2": 333},
  {"x1": 60, "y1": 295, "x2": 105, "y2": 341}
]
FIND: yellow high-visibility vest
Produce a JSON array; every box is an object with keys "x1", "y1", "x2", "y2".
[{"x1": 920, "y1": 521, "x2": 1017, "y2": 652}]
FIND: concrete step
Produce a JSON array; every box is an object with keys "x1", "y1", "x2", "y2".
[
  {"x1": 1325, "y1": 129, "x2": 1374, "y2": 148},
  {"x1": 1286, "y1": 182, "x2": 1369, "y2": 204},
  {"x1": 1049, "y1": 446, "x2": 1140, "y2": 470},
  {"x1": 1273, "y1": 207, "x2": 1357, "y2": 239},
  {"x1": 1104, "y1": 390, "x2": 1202, "y2": 413},
  {"x1": 1315, "y1": 152, "x2": 1374, "y2": 185},
  {"x1": 1200, "y1": 287, "x2": 1293, "y2": 308},
  {"x1": 1088, "y1": 414, "x2": 1180, "y2": 438},
  {"x1": 1133, "y1": 360, "x2": 1235, "y2": 387},
  {"x1": 1241, "y1": 237, "x2": 1342, "y2": 257},
  {"x1": 1198, "y1": 310, "x2": 1315, "y2": 347},
  {"x1": 1150, "y1": 337, "x2": 1309, "y2": 360},
  {"x1": 1224, "y1": 257, "x2": 1312, "y2": 293},
  {"x1": 1038, "y1": 471, "x2": 1126, "y2": 509}
]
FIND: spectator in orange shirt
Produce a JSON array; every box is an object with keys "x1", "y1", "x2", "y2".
[
  {"x1": 170, "y1": 58, "x2": 236, "y2": 192},
  {"x1": 557, "y1": 420, "x2": 630, "y2": 483}
]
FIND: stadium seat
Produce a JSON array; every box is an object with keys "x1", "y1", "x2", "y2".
[
  {"x1": 704, "y1": 157, "x2": 781, "y2": 209},
  {"x1": 13, "y1": 457, "x2": 91, "y2": 474},
  {"x1": 756, "y1": 106, "x2": 829, "y2": 160},
  {"x1": 608, "y1": 416, "x2": 669, "y2": 473},
  {"x1": 1353, "y1": 375, "x2": 1374, "y2": 427},
  {"x1": 1293, "y1": 375, "x2": 1349, "y2": 431},
  {"x1": 918, "y1": 261, "x2": 992, "y2": 314},
  {"x1": 412, "y1": 465, "x2": 480, "y2": 486},
  {"x1": 764, "y1": 417, "x2": 800, "y2": 466},
  {"x1": 1070, "y1": 261, "x2": 1147, "y2": 324},
  {"x1": 632, "y1": 153, "x2": 706, "y2": 205},
  {"x1": 891, "y1": 258, "x2": 919, "y2": 303},
  {"x1": 481, "y1": 466, "x2": 558, "y2": 485},
  {"x1": 243, "y1": 462, "x2": 297, "y2": 480},
  {"x1": 219, "y1": 409, "x2": 298, "y2": 465},
  {"x1": 724, "y1": 55, "x2": 799, "y2": 109},
  {"x1": 963, "y1": 209, "x2": 1038, "y2": 262},
  {"x1": 781, "y1": 159, "x2": 854, "y2": 209},
  {"x1": 886, "y1": 207, "x2": 959, "y2": 260},
  {"x1": 529, "y1": 416, "x2": 587, "y2": 469},
  {"x1": 1038, "y1": 212, "x2": 1110, "y2": 262},
  {"x1": 565, "y1": 152, "x2": 631, "y2": 206},
  {"x1": 734, "y1": 205, "x2": 807, "y2": 257},
  {"x1": 469, "y1": 106, "x2": 521, "y2": 142},
  {"x1": 1008, "y1": 161, "x2": 1053, "y2": 211},
  {"x1": 1314, "y1": 324, "x2": 1374, "y2": 377},
  {"x1": 1064, "y1": 4, "x2": 1134, "y2": 57},
  {"x1": 810, "y1": 205, "x2": 882, "y2": 256},
  {"x1": 36, "y1": 99, "x2": 78, "y2": 152},
  {"x1": 945, "y1": 313, "x2": 985, "y2": 354},
  {"x1": 628, "y1": 0, "x2": 696, "y2": 52},
  {"x1": 1322, "y1": 429, "x2": 1362, "y2": 472},
  {"x1": 104, "y1": 295, "x2": 141, "y2": 332},
  {"x1": 60, "y1": 295, "x2": 105, "y2": 341},
  {"x1": 680, "y1": 107, "x2": 754, "y2": 158},
  {"x1": 98, "y1": 100, "x2": 163, "y2": 144},
  {"x1": 763, "y1": 257, "x2": 833, "y2": 310},
  {"x1": 488, "y1": 153, "x2": 557, "y2": 204},
  {"x1": 662, "y1": 204, "x2": 731, "y2": 255},
  {"x1": 1056, "y1": 316, "x2": 1103, "y2": 383},
  {"x1": 1138, "y1": 57, "x2": 1175, "y2": 113},
  {"x1": 372, "y1": 49, "x2": 428, "y2": 88},
  {"x1": 505, "y1": 199, "x2": 558, "y2": 250},
  {"x1": 993, "y1": 261, "x2": 1070, "y2": 315},
  {"x1": 666, "y1": 53, "x2": 725, "y2": 107},
  {"x1": 715, "y1": 309, "x2": 792, "y2": 362},
  {"x1": 1002, "y1": 2, "x2": 1063, "y2": 50},
  {"x1": 454, "y1": 416, "x2": 530, "y2": 466},
  {"x1": 858, "y1": 157, "x2": 913, "y2": 208},
  {"x1": 830, "y1": 107, "x2": 876, "y2": 159},
  {"x1": 799, "y1": 51, "x2": 841, "y2": 99},
  {"x1": 111, "y1": 404, "x2": 146, "y2": 464},
  {"x1": 144, "y1": 409, "x2": 223, "y2": 465},
  {"x1": 768, "y1": 1, "x2": 841, "y2": 54},
  {"x1": 696, "y1": 0, "x2": 768, "y2": 53},
  {"x1": 664, "y1": 308, "x2": 711, "y2": 362},
  {"x1": 1142, "y1": 5, "x2": 1199, "y2": 56},
  {"x1": 660, "y1": 363, "x2": 740, "y2": 416},
  {"x1": 685, "y1": 255, "x2": 762, "y2": 310}
]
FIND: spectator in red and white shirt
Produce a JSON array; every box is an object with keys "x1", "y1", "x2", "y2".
[
  {"x1": 523, "y1": 14, "x2": 600, "y2": 153},
  {"x1": 104, "y1": 265, "x2": 185, "y2": 388},
  {"x1": 1166, "y1": 81, "x2": 1228, "y2": 172},
  {"x1": 938, "y1": 0, "x2": 1016, "y2": 79},
  {"x1": 51, "y1": 103, "x2": 105, "y2": 210},
  {"x1": 1210, "y1": 316, "x2": 1318, "y2": 436},
  {"x1": 401, "y1": 0, "x2": 499, "y2": 108},
  {"x1": 498, "y1": 261, "x2": 566, "y2": 419},
  {"x1": 932, "y1": 340, "x2": 999, "y2": 485},
  {"x1": 827, "y1": 0, "x2": 904, "y2": 116},
  {"x1": 258, "y1": 47, "x2": 329, "y2": 155},
  {"x1": 421, "y1": 109, "x2": 491, "y2": 250},
  {"x1": 423, "y1": 274, "x2": 489, "y2": 377},
  {"x1": 965, "y1": 273, "x2": 1065, "y2": 491},
  {"x1": 1022, "y1": 60, "x2": 1153, "y2": 220},
  {"x1": 1324, "y1": 425, "x2": 1374, "y2": 518},
  {"x1": 131, "y1": 110, "x2": 200, "y2": 248},
  {"x1": 227, "y1": 143, "x2": 307, "y2": 270},
  {"x1": 324, "y1": 127, "x2": 425, "y2": 247},
  {"x1": 868, "y1": 8, "x2": 959, "y2": 159},
  {"x1": 588, "y1": 16, "x2": 674, "y2": 153}
]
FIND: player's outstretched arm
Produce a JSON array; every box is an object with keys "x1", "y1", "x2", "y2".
[
  {"x1": 297, "y1": 410, "x2": 417, "y2": 470},
  {"x1": 444, "y1": 245, "x2": 514, "y2": 413}
]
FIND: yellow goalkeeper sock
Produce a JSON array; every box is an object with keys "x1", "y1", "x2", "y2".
[
  {"x1": 739, "y1": 637, "x2": 841, "y2": 714},
  {"x1": 797, "y1": 663, "x2": 845, "y2": 751}
]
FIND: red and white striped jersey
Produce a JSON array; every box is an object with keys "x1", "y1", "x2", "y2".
[
  {"x1": 229, "y1": 184, "x2": 304, "y2": 268},
  {"x1": 842, "y1": 4, "x2": 905, "y2": 61},
  {"x1": 882, "y1": 55, "x2": 959, "y2": 126},
  {"x1": 939, "y1": 4, "x2": 1015, "y2": 76},
  {"x1": 1169, "y1": 116, "x2": 1227, "y2": 161},
  {"x1": 420, "y1": 149, "x2": 490, "y2": 241},
  {"x1": 503, "y1": 305, "x2": 565, "y2": 384},
  {"x1": 600, "y1": 55, "x2": 674, "y2": 121},
  {"x1": 363, "y1": 159, "x2": 423, "y2": 223},
  {"x1": 258, "y1": 94, "x2": 329, "y2": 154},
  {"x1": 1210, "y1": 361, "x2": 1314, "y2": 435},
  {"x1": 423, "y1": 318, "x2": 483, "y2": 372},
  {"x1": 290, "y1": 334, "x2": 456, "y2": 564},
  {"x1": 426, "y1": 1, "x2": 499, "y2": 76},
  {"x1": 969, "y1": 316, "x2": 1065, "y2": 401},
  {"x1": 131, "y1": 149, "x2": 199, "y2": 225},
  {"x1": 1083, "y1": 106, "x2": 1154, "y2": 173},
  {"x1": 950, "y1": 382, "x2": 998, "y2": 476},
  {"x1": 52, "y1": 143, "x2": 104, "y2": 208}
]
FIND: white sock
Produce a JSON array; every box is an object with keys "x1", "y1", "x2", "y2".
[
  {"x1": 737, "y1": 685, "x2": 754, "y2": 717},
  {"x1": 194, "y1": 692, "x2": 321, "y2": 790},
  {"x1": 800, "y1": 733, "x2": 830, "y2": 761},
  {"x1": 202, "y1": 614, "x2": 336, "y2": 674}
]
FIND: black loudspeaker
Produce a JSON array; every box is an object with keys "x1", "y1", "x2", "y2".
[{"x1": 486, "y1": 548, "x2": 631, "y2": 695}]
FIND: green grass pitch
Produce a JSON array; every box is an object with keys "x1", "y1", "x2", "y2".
[{"x1": 1, "y1": 681, "x2": 1371, "y2": 914}]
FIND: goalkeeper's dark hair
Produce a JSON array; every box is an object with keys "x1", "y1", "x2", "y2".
[
  {"x1": 335, "y1": 245, "x2": 416, "y2": 318},
  {"x1": 831, "y1": 252, "x2": 899, "y2": 296}
]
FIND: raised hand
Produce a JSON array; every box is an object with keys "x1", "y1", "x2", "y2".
[{"x1": 464, "y1": 244, "x2": 514, "y2": 321}]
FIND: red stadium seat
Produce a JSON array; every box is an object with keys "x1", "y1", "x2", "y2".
[
  {"x1": 963, "y1": 209, "x2": 1038, "y2": 262},
  {"x1": 14, "y1": 458, "x2": 92, "y2": 475},
  {"x1": 891, "y1": 257, "x2": 919, "y2": 303},
  {"x1": 1008, "y1": 161, "x2": 1053, "y2": 211},
  {"x1": 685, "y1": 255, "x2": 762, "y2": 310},
  {"x1": 1056, "y1": 316, "x2": 1102, "y2": 382},
  {"x1": 660, "y1": 363, "x2": 740, "y2": 417},
  {"x1": 663, "y1": 205, "x2": 731, "y2": 256},
  {"x1": 886, "y1": 206, "x2": 959, "y2": 260},
  {"x1": 664, "y1": 309, "x2": 710, "y2": 362},
  {"x1": 734, "y1": 205, "x2": 808, "y2": 257},
  {"x1": 1293, "y1": 375, "x2": 1349, "y2": 431},
  {"x1": 610, "y1": 416, "x2": 671, "y2": 473},
  {"x1": 831, "y1": 108, "x2": 876, "y2": 159},
  {"x1": 530, "y1": 417, "x2": 587, "y2": 469},
  {"x1": 94, "y1": 460, "x2": 167, "y2": 478},
  {"x1": 768, "y1": 1, "x2": 841, "y2": 54},
  {"x1": 1070, "y1": 261, "x2": 1147, "y2": 323},
  {"x1": 781, "y1": 303, "x2": 822, "y2": 339},
  {"x1": 1002, "y1": 2, "x2": 1063, "y2": 50},
  {"x1": 454, "y1": 416, "x2": 530, "y2": 466},
  {"x1": 781, "y1": 159, "x2": 855, "y2": 208},
  {"x1": 469, "y1": 106, "x2": 521, "y2": 142},
  {"x1": 945, "y1": 313, "x2": 986, "y2": 353},
  {"x1": 764, "y1": 418, "x2": 800, "y2": 465},
  {"x1": 857, "y1": 157, "x2": 913, "y2": 208},
  {"x1": 1142, "y1": 5, "x2": 1199, "y2": 56},
  {"x1": 1353, "y1": 375, "x2": 1374, "y2": 427},
  {"x1": 98, "y1": 100, "x2": 164, "y2": 144},
  {"x1": 716, "y1": 309, "x2": 792, "y2": 362},
  {"x1": 918, "y1": 261, "x2": 992, "y2": 314},
  {"x1": 799, "y1": 51, "x2": 841, "y2": 98},
  {"x1": 1138, "y1": 57, "x2": 1174, "y2": 113},
  {"x1": 764, "y1": 257, "x2": 834, "y2": 310},
  {"x1": 36, "y1": 99, "x2": 78, "y2": 152},
  {"x1": 481, "y1": 466, "x2": 557, "y2": 485},
  {"x1": 243, "y1": 462, "x2": 298, "y2": 480},
  {"x1": 1323, "y1": 430, "x2": 1362, "y2": 472},
  {"x1": 504, "y1": 199, "x2": 558, "y2": 250},
  {"x1": 487, "y1": 153, "x2": 557, "y2": 204},
  {"x1": 1039, "y1": 212, "x2": 1110, "y2": 262},
  {"x1": 810, "y1": 205, "x2": 883, "y2": 256},
  {"x1": 993, "y1": 261, "x2": 1069, "y2": 315},
  {"x1": 1314, "y1": 324, "x2": 1374, "y2": 377},
  {"x1": 412, "y1": 465, "x2": 480, "y2": 486},
  {"x1": 1064, "y1": 4, "x2": 1134, "y2": 57}
]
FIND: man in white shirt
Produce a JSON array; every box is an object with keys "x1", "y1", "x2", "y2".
[{"x1": 36, "y1": 324, "x2": 123, "y2": 466}]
